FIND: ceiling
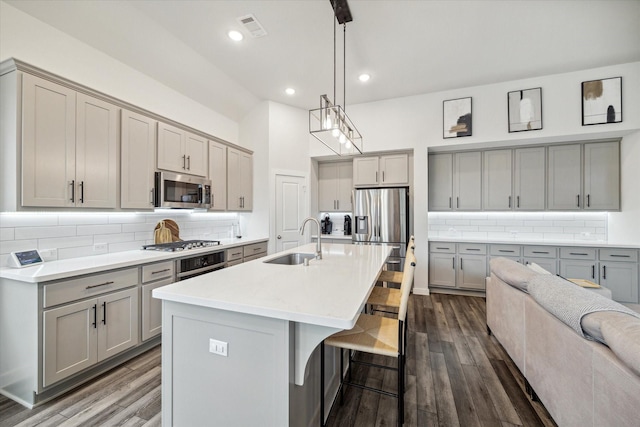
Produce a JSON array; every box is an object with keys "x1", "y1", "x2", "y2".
[{"x1": 5, "y1": 0, "x2": 640, "y2": 122}]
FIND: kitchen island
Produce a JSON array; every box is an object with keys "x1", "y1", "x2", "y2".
[{"x1": 153, "y1": 242, "x2": 391, "y2": 426}]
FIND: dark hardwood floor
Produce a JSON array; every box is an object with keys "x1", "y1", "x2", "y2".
[{"x1": 0, "y1": 294, "x2": 556, "y2": 427}]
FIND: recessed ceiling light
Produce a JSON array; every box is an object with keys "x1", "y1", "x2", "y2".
[
  {"x1": 228, "y1": 30, "x2": 243, "y2": 41},
  {"x1": 285, "y1": 88, "x2": 296, "y2": 95},
  {"x1": 358, "y1": 73, "x2": 371, "y2": 82}
]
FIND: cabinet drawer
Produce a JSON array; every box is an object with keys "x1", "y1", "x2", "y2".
[
  {"x1": 243, "y1": 241, "x2": 267, "y2": 257},
  {"x1": 560, "y1": 247, "x2": 597, "y2": 260},
  {"x1": 226, "y1": 259, "x2": 243, "y2": 267},
  {"x1": 599, "y1": 248, "x2": 638, "y2": 262},
  {"x1": 44, "y1": 268, "x2": 138, "y2": 308},
  {"x1": 490, "y1": 244, "x2": 521, "y2": 257},
  {"x1": 141, "y1": 261, "x2": 175, "y2": 283},
  {"x1": 226, "y1": 247, "x2": 244, "y2": 261},
  {"x1": 244, "y1": 253, "x2": 266, "y2": 262},
  {"x1": 429, "y1": 242, "x2": 455, "y2": 253},
  {"x1": 458, "y1": 243, "x2": 487, "y2": 255},
  {"x1": 523, "y1": 246, "x2": 557, "y2": 258}
]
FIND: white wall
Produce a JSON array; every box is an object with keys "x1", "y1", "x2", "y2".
[
  {"x1": 0, "y1": 1, "x2": 239, "y2": 144},
  {"x1": 609, "y1": 131, "x2": 640, "y2": 244}
]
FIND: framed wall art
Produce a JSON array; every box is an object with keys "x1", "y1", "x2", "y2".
[
  {"x1": 443, "y1": 97, "x2": 472, "y2": 138},
  {"x1": 582, "y1": 77, "x2": 622, "y2": 125},
  {"x1": 508, "y1": 87, "x2": 542, "y2": 132}
]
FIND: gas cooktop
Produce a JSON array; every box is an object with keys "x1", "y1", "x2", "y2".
[{"x1": 142, "y1": 240, "x2": 221, "y2": 252}]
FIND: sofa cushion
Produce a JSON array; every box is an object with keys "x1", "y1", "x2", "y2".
[
  {"x1": 600, "y1": 312, "x2": 640, "y2": 377},
  {"x1": 489, "y1": 257, "x2": 538, "y2": 292}
]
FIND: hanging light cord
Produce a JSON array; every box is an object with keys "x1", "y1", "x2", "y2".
[
  {"x1": 343, "y1": 23, "x2": 346, "y2": 113},
  {"x1": 333, "y1": 1, "x2": 337, "y2": 107}
]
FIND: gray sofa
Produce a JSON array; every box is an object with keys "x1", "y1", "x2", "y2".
[{"x1": 487, "y1": 257, "x2": 640, "y2": 427}]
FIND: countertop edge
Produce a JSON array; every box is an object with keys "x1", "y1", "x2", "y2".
[{"x1": 428, "y1": 237, "x2": 639, "y2": 249}]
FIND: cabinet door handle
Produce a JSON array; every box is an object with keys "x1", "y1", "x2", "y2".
[
  {"x1": 517, "y1": 196, "x2": 520, "y2": 208},
  {"x1": 436, "y1": 247, "x2": 449, "y2": 250},
  {"x1": 508, "y1": 196, "x2": 511, "y2": 208},
  {"x1": 375, "y1": 171, "x2": 378, "y2": 183},
  {"x1": 587, "y1": 194, "x2": 590, "y2": 208},
  {"x1": 449, "y1": 197, "x2": 452, "y2": 209},
  {"x1": 610, "y1": 254, "x2": 630, "y2": 258},
  {"x1": 150, "y1": 188, "x2": 155, "y2": 205},
  {"x1": 92, "y1": 304, "x2": 97, "y2": 328},
  {"x1": 570, "y1": 252, "x2": 588, "y2": 256},
  {"x1": 592, "y1": 265, "x2": 595, "y2": 279},
  {"x1": 498, "y1": 250, "x2": 514, "y2": 253},
  {"x1": 182, "y1": 155, "x2": 186, "y2": 169},
  {"x1": 102, "y1": 301, "x2": 107, "y2": 325},
  {"x1": 382, "y1": 171, "x2": 385, "y2": 182},
  {"x1": 532, "y1": 251, "x2": 549, "y2": 254},
  {"x1": 452, "y1": 257, "x2": 455, "y2": 269},
  {"x1": 602, "y1": 265, "x2": 606, "y2": 280},
  {"x1": 86, "y1": 280, "x2": 114, "y2": 290},
  {"x1": 577, "y1": 194, "x2": 580, "y2": 207},
  {"x1": 151, "y1": 268, "x2": 171, "y2": 275},
  {"x1": 460, "y1": 258, "x2": 464, "y2": 270},
  {"x1": 457, "y1": 197, "x2": 459, "y2": 208},
  {"x1": 187, "y1": 156, "x2": 191, "y2": 170},
  {"x1": 79, "y1": 181, "x2": 84, "y2": 203},
  {"x1": 466, "y1": 248, "x2": 481, "y2": 251},
  {"x1": 337, "y1": 200, "x2": 339, "y2": 210},
  {"x1": 70, "y1": 180, "x2": 75, "y2": 203}
]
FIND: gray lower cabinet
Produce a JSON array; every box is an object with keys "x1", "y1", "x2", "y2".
[
  {"x1": 599, "y1": 248, "x2": 638, "y2": 303},
  {"x1": 43, "y1": 286, "x2": 139, "y2": 387},
  {"x1": 141, "y1": 261, "x2": 175, "y2": 341},
  {"x1": 430, "y1": 241, "x2": 638, "y2": 303},
  {"x1": 429, "y1": 242, "x2": 487, "y2": 291}
]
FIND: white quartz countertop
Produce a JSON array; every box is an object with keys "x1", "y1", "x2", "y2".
[
  {"x1": 0, "y1": 236, "x2": 269, "y2": 283},
  {"x1": 153, "y1": 243, "x2": 392, "y2": 329},
  {"x1": 312, "y1": 233, "x2": 353, "y2": 240},
  {"x1": 429, "y1": 237, "x2": 640, "y2": 249}
]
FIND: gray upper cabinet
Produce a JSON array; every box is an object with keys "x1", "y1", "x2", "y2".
[
  {"x1": 454, "y1": 152, "x2": 482, "y2": 210},
  {"x1": 21, "y1": 74, "x2": 118, "y2": 209},
  {"x1": 548, "y1": 140, "x2": 620, "y2": 211},
  {"x1": 121, "y1": 109, "x2": 157, "y2": 209},
  {"x1": 548, "y1": 144, "x2": 582, "y2": 210},
  {"x1": 584, "y1": 141, "x2": 620, "y2": 210},
  {"x1": 428, "y1": 153, "x2": 453, "y2": 211},
  {"x1": 482, "y1": 149, "x2": 512, "y2": 210},
  {"x1": 514, "y1": 147, "x2": 546, "y2": 210},
  {"x1": 318, "y1": 161, "x2": 353, "y2": 212},
  {"x1": 429, "y1": 152, "x2": 481, "y2": 211}
]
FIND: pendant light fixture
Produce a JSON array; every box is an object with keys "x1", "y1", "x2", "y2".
[{"x1": 309, "y1": 0, "x2": 363, "y2": 156}]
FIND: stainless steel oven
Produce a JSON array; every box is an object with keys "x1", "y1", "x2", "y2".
[{"x1": 177, "y1": 251, "x2": 226, "y2": 281}]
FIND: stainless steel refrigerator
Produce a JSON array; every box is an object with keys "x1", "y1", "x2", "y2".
[{"x1": 352, "y1": 187, "x2": 410, "y2": 272}]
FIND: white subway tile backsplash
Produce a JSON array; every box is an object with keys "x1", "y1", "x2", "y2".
[
  {"x1": 428, "y1": 212, "x2": 608, "y2": 243},
  {"x1": 15, "y1": 226, "x2": 76, "y2": 240},
  {"x1": 38, "y1": 236, "x2": 94, "y2": 249},
  {"x1": 58, "y1": 215, "x2": 110, "y2": 226},
  {"x1": 0, "y1": 212, "x2": 239, "y2": 261},
  {"x1": 0, "y1": 228, "x2": 14, "y2": 241},
  {"x1": 77, "y1": 224, "x2": 122, "y2": 236}
]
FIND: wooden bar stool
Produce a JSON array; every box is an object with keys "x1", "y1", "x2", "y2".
[
  {"x1": 320, "y1": 260, "x2": 416, "y2": 427},
  {"x1": 367, "y1": 236, "x2": 415, "y2": 314}
]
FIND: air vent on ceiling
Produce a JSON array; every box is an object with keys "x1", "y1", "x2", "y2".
[{"x1": 237, "y1": 14, "x2": 267, "y2": 38}]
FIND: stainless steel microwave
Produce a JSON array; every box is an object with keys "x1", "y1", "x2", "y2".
[{"x1": 154, "y1": 171, "x2": 211, "y2": 209}]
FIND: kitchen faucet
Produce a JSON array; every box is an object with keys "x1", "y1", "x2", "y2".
[{"x1": 300, "y1": 217, "x2": 322, "y2": 260}]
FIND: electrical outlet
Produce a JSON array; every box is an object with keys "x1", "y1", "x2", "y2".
[
  {"x1": 93, "y1": 243, "x2": 108, "y2": 254},
  {"x1": 39, "y1": 248, "x2": 58, "y2": 261},
  {"x1": 209, "y1": 338, "x2": 228, "y2": 357}
]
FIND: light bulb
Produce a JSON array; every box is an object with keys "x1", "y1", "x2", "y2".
[
  {"x1": 324, "y1": 116, "x2": 332, "y2": 130},
  {"x1": 339, "y1": 133, "x2": 346, "y2": 144},
  {"x1": 331, "y1": 128, "x2": 340, "y2": 138},
  {"x1": 345, "y1": 140, "x2": 352, "y2": 149},
  {"x1": 228, "y1": 30, "x2": 243, "y2": 41}
]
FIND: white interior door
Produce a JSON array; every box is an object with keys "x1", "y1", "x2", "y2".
[{"x1": 275, "y1": 174, "x2": 306, "y2": 253}]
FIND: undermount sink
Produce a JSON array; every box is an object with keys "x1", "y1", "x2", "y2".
[{"x1": 264, "y1": 253, "x2": 316, "y2": 265}]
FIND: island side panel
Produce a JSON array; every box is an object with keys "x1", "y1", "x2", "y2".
[{"x1": 161, "y1": 300, "x2": 291, "y2": 426}]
